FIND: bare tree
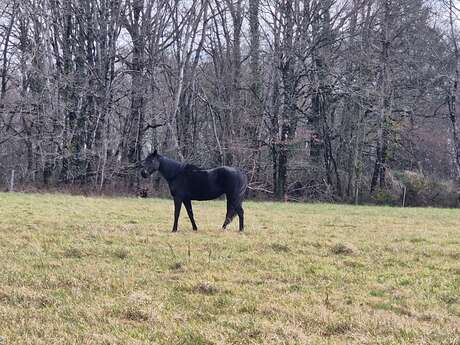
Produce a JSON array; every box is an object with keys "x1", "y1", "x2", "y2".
[{"x1": 0, "y1": 0, "x2": 457, "y2": 205}]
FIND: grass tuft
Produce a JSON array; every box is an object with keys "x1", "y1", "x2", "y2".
[
  {"x1": 322, "y1": 320, "x2": 353, "y2": 337},
  {"x1": 112, "y1": 247, "x2": 129, "y2": 259},
  {"x1": 169, "y1": 261, "x2": 184, "y2": 270},
  {"x1": 63, "y1": 247, "x2": 84, "y2": 258},
  {"x1": 176, "y1": 329, "x2": 213, "y2": 345},
  {"x1": 192, "y1": 282, "x2": 219, "y2": 295},
  {"x1": 270, "y1": 243, "x2": 290, "y2": 252},
  {"x1": 122, "y1": 307, "x2": 150, "y2": 322},
  {"x1": 330, "y1": 242, "x2": 356, "y2": 255}
]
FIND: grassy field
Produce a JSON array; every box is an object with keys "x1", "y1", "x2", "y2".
[{"x1": 0, "y1": 193, "x2": 459, "y2": 345}]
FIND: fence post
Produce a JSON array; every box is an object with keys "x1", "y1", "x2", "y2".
[
  {"x1": 9, "y1": 169, "x2": 15, "y2": 192},
  {"x1": 402, "y1": 186, "x2": 407, "y2": 207}
]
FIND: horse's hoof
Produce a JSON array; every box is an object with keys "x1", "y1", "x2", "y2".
[
  {"x1": 171, "y1": 229, "x2": 178, "y2": 233},
  {"x1": 193, "y1": 228, "x2": 198, "y2": 231}
]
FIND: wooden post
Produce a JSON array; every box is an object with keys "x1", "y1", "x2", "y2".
[
  {"x1": 9, "y1": 169, "x2": 15, "y2": 192},
  {"x1": 402, "y1": 186, "x2": 407, "y2": 207}
]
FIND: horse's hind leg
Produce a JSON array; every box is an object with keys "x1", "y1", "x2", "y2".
[
  {"x1": 222, "y1": 198, "x2": 236, "y2": 230},
  {"x1": 183, "y1": 199, "x2": 198, "y2": 231},
  {"x1": 222, "y1": 209, "x2": 235, "y2": 229},
  {"x1": 235, "y1": 204, "x2": 244, "y2": 231}
]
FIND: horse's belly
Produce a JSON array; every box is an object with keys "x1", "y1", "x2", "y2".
[{"x1": 191, "y1": 190, "x2": 224, "y2": 201}]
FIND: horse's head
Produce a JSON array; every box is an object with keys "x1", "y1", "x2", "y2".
[{"x1": 141, "y1": 149, "x2": 160, "y2": 178}]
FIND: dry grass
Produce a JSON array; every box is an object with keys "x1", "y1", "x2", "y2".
[{"x1": 0, "y1": 192, "x2": 459, "y2": 344}]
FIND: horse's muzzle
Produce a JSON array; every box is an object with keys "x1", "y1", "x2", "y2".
[{"x1": 141, "y1": 169, "x2": 149, "y2": 178}]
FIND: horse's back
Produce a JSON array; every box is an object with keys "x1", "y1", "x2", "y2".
[{"x1": 183, "y1": 166, "x2": 246, "y2": 201}]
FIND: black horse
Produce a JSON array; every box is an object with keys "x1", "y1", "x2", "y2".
[{"x1": 141, "y1": 150, "x2": 248, "y2": 232}]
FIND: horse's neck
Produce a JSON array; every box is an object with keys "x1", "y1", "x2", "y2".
[{"x1": 159, "y1": 156, "x2": 184, "y2": 181}]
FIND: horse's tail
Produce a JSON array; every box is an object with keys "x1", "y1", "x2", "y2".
[{"x1": 238, "y1": 170, "x2": 248, "y2": 202}]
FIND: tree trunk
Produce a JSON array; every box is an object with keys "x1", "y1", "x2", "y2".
[
  {"x1": 0, "y1": 1, "x2": 16, "y2": 101},
  {"x1": 248, "y1": 0, "x2": 263, "y2": 182},
  {"x1": 123, "y1": 0, "x2": 147, "y2": 186},
  {"x1": 275, "y1": 0, "x2": 301, "y2": 199},
  {"x1": 371, "y1": 0, "x2": 391, "y2": 193},
  {"x1": 448, "y1": 0, "x2": 460, "y2": 181}
]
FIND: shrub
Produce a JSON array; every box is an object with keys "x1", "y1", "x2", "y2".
[
  {"x1": 371, "y1": 190, "x2": 400, "y2": 206},
  {"x1": 395, "y1": 171, "x2": 459, "y2": 207}
]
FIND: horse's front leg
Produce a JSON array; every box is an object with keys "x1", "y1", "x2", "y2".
[
  {"x1": 172, "y1": 197, "x2": 182, "y2": 232},
  {"x1": 183, "y1": 199, "x2": 198, "y2": 231}
]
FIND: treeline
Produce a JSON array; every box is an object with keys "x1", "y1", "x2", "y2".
[{"x1": 0, "y1": 0, "x2": 459, "y2": 206}]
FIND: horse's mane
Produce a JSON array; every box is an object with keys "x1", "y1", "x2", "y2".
[{"x1": 183, "y1": 163, "x2": 203, "y2": 172}]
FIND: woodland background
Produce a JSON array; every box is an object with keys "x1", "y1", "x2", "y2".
[{"x1": 0, "y1": 0, "x2": 459, "y2": 206}]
